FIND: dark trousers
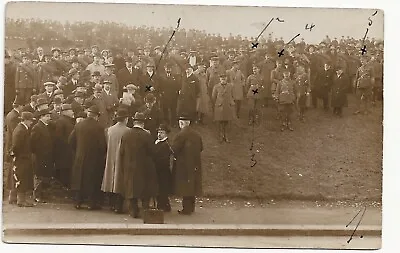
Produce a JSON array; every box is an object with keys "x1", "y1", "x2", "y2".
[
  {"x1": 129, "y1": 197, "x2": 150, "y2": 214},
  {"x1": 312, "y1": 89, "x2": 329, "y2": 109},
  {"x1": 182, "y1": 196, "x2": 195, "y2": 213},
  {"x1": 75, "y1": 190, "x2": 101, "y2": 207},
  {"x1": 157, "y1": 195, "x2": 171, "y2": 211},
  {"x1": 108, "y1": 192, "x2": 124, "y2": 211},
  {"x1": 162, "y1": 100, "x2": 178, "y2": 126},
  {"x1": 234, "y1": 100, "x2": 242, "y2": 117},
  {"x1": 333, "y1": 107, "x2": 343, "y2": 117}
]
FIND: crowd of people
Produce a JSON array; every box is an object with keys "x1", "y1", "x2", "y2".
[{"x1": 4, "y1": 18, "x2": 383, "y2": 218}]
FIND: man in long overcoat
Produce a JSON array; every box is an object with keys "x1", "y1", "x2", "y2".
[
  {"x1": 30, "y1": 109, "x2": 53, "y2": 202},
  {"x1": 54, "y1": 104, "x2": 75, "y2": 188},
  {"x1": 5, "y1": 96, "x2": 24, "y2": 203},
  {"x1": 212, "y1": 73, "x2": 236, "y2": 143},
  {"x1": 11, "y1": 112, "x2": 35, "y2": 207},
  {"x1": 172, "y1": 115, "x2": 203, "y2": 215},
  {"x1": 331, "y1": 66, "x2": 351, "y2": 117},
  {"x1": 101, "y1": 108, "x2": 130, "y2": 214},
  {"x1": 69, "y1": 105, "x2": 107, "y2": 210},
  {"x1": 177, "y1": 64, "x2": 200, "y2": 121},
  {"x1": 120, "y1": 112, "x2": 158, "y2": 218}
]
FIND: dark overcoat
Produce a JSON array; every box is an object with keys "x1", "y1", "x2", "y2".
[
  {"x1": 120, "y1": 126, "x2": 159, "y2": 199},
  {"x1": 54, "y1": 115, "x2": 75, "y2": 185},
  {"x1": 154, "y1": 139, "x2": 173, "y2": 195},
  {"x1": 5, "y1": 109, "x2": 20, "y2": 157},
  {"x1": 139, "y1": 104, "x2": 164, "y2": 141},
  {"x1": 30, "y1": 120, "x2": 53, "y2": 178},
  {"x1": 172, "y1": 126, "x2": 203, "y2": 197},
  {"x1": 11, "y1": 123, "x2": 34, "y2": 192},
  {"x1": 68, "y1": 117, "x2": 107, "y2": 197},
  {"x1": 331, "y1": 73, "x2": 351, "y2": 108},
  {"x1": 177, "y1": 74, "x2": 200, "y2": 120},
  {"x1": 212, "y1": 83, "x2": 236, "y2": 121}
]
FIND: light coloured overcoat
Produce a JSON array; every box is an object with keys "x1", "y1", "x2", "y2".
[{"x1": 101, "y1": 122, "x2": 130, "y2": 194}]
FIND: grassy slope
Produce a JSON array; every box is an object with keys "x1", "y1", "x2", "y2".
[{"x1": 179, "y1": 94, "x2": 383, "y2": 201}]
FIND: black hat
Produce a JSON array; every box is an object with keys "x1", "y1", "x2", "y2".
[
  {"x1": 20, "y1": 111, "x2": 34, "y2": 121},
  {"x1": 178, "y1": 113, "x2": 191, "y2": 121},
  {"x1": 61, "y1": 104, "x2": 73, "y2": 111},
  {"x1": 92, "y1": 71, "x2": 101, "y2": 77},
  {"x1": 114, "y1": 108, "x2": 129, "y2": 120},
  {"x1": 133, "y1": 112, "x2": 146, "y2": 121},
  {"x1": 87, "y1": 105, "x2": 100, "y2": 115},
  {"x1": 36, "y1": 97, "x2": 49, "y2": 107},
  {"x1": 157, "y1": 123, "x2": 170, "y2": 133},
  {"x1": 36, "y1": 108, "x2": 51, "y2": 117},
  {"x1": 144, "y1": 93, "x2": 156, "y2": 103},
  {"x1": 75, "y1": 111, "x2": 87, "y2": 119}
]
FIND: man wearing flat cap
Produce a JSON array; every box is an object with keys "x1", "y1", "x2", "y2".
[
  {"x1": 141, "y1": 62, "x2": 160, "y2": 96},
  {"x1": 102, "y1": 63, "x2": 119, "y2": 95},
  {"x1": 54, "y1": 104, "x2": 75, "y2": 188},
  {"x1": 69, "y1": 105, "x2": 107, "y2": 210},
  {"x1": 120, "y1": 112, "x2": 158, "y2": 218},
  {"x1": 101, "y1": 108, "x2": 130, "y2": 214},
  {"x1": 171, "y1": 114, "x2": 203, "y2": 215},
  {"x1": 30, "y1": 108, "x2": 53, "y2": 203},
  {"x1": 86, "y1": 84, "x2": 110, "y2": 128},
  {"x1": 11, "y1": 111, "x2": 35, "y2": 207},
  {"x1": 206, "y1": 56, "x2": 225, "y2": 98},
  {"x1": 40, "y1": 81, "x2": 56, "y2": 102}
]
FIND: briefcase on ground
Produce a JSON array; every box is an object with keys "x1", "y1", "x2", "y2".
[{"x1": 143, "y1": 199, "x2": 164, "y2": 224}]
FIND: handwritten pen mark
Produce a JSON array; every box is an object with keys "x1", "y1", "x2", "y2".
[
  {"x1": 372, "y1": 10, "x2": 378, "y2": 16},
  {"x1": 275, "y1": 17, "x2": 285, "y2": 22},
  {"x1": 368, "y1": 17, "x2": 373, "y2": 26},
  {"x1": 278, "y1": 49, "x2": 285, "y2": 57},
  {"x1": 252, "y1": 89, "x2": 259, "y2": 95},
  {"x1": 360, "y1": 45, "x2": 367, "y2": 55},
  {"x1": 251, "y1": 17, "x2": 275, "y2": 48},
  {"x1": 287, "y1": 33, "x2": 301, "y2": 44},
  {"x1": 151, "y1": 18, "x2": 181, "y2": 79},
  {"x1": 347, "y1": 206, "x2": 367, "y2": 243},
  {"x1": 145, "y1": 85, "x2": 152, "y2": 92},
  {"x1": 305, "y1": 23, "x2": 315, "y2": 31}
]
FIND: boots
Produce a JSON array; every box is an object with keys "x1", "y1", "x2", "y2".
[
  {"x1": 8, "y1": 189, "x2": 17, "y2": 205},
  {"x1": 17, "y1": 192, "x2": 34, "y2": 207}
]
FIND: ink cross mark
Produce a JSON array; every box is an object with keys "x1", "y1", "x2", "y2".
[
  {"x1": 346, "y1": 206, "x2": 367, "y2": 243},
  {"x1": 278, "y1": 49, "x2": 285, "y2": 57},
  {"x1": 250, "y1": 17, "x2": 275, "y2": 48},
  {"x1": 360, "y1": 45, "x2": 367, "y2": 55},
  {"x1": 252, "y1": 88, "x2": 259, "y2": 95},
  {"x1": 145, "y1": 85, "x2": 152, "y2": 92},
  {"x1": 305, "y1": 23, "x2": 315, "y2": 31}
]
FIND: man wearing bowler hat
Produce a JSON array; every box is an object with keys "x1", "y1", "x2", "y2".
[
  {"x1": 69, "y1": 105, "x2": 107, "y2": 210},
  {"x1": 30, "y1": 108, "x2": 53, "y2": 203},
  {"x1": 101, "y1": 108, "x2": 131, "y2": 214},
  {"x1": 172, "y1": 114, "x2": 203, "y2": 215},
  {"x1": 120, "y1": 112, "x2": 158, "y2": 218},
  {"x1": 139, "y1": 93, "x2": 164, "y2": 141},
  {"x1": 177, "y1": 64, "x2": 200, "y2": 122},
  {"x1": 5, "y1": 95, "x2": 25, "y2": 204},
  {"x1": 11, "y1": 111, "x2": 36, "y2": 207}
]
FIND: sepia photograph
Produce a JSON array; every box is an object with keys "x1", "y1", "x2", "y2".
[{"x1": 2, "y1": 0, "x2": 384, "y2": 250}]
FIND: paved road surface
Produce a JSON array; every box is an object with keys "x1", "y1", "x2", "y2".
[{"x1": 3, "y1": 235, "x2": 381, "y2": 249}]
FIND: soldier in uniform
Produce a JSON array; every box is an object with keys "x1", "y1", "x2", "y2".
[
  {"x1": 246, "y1": 64, "x2": 264, "y2": 125},
  {"x1": 154, "y1": 124, "x2": 174, "y2": 212},
  {"x1": 30, "y1": 108, "x2": 53, "y2": 202},
  {"x1": 69, "y1": 105, "x2": 107, "y2": 210},
  {"x1": 226, "y1": 58, "x2": 245, "y2": 118},
  {"x1": 354, "y1": 56, "x2": 375, "y2": 115},
  {"x1": 11, "y1": 111, "x2": 36, "y2": 207},
  {"x1": 172, "y1": 114, "x2": 203, "y2": 215},
  {"x1": 206, "y1": 56, "x2": 225, "y2": 99},
  {"x1": 212, "y1": 73, "x2": 236, "y2": 143},
  {"x1": 293, "y1": 65, "x2": 310, "y2": 122},
  {"x1": 101, "y1": 108, "x2": 130, "y2": 214},
  {"x1": 5, "y1": 51, "x2": 17, "y2": 114},
  {"x1": 275, "y1": 69, "x2": 296, "y2": 131},
  {"x1": 120, "y1": 112, "x2": 158, "y2": 218},
  {"x1": 15, "y1": 53, "x2": 36, "y2": 104}
]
